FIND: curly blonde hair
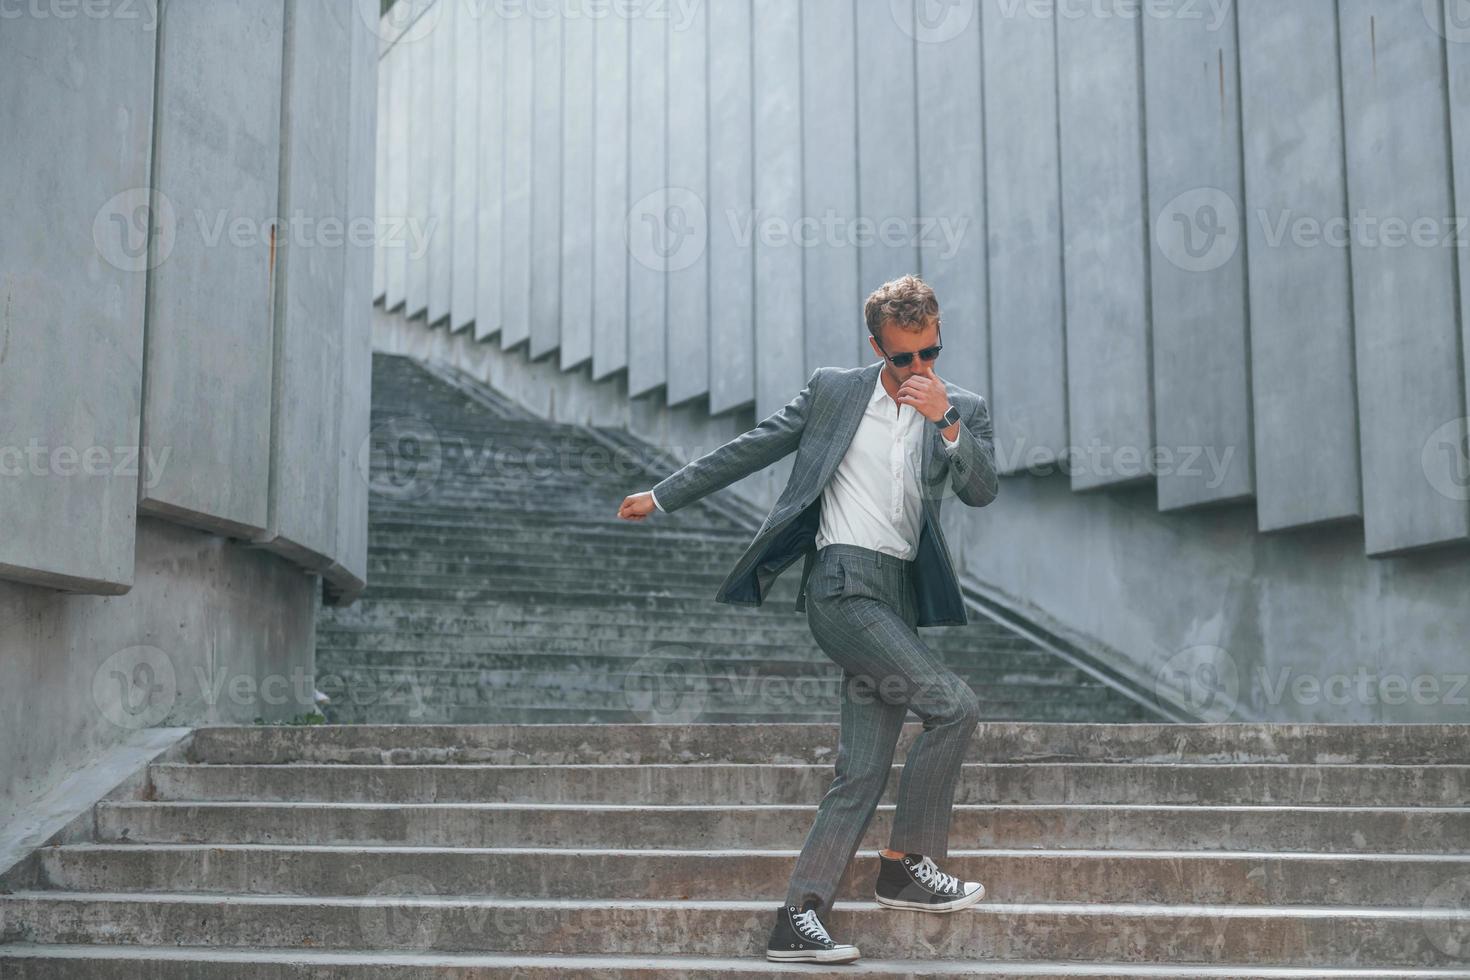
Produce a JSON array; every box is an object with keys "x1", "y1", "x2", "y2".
[{"x1": 864, "y1": 274, "x2": 941, "y2": 341}]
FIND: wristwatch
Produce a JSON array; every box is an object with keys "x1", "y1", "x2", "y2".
[{"x1": 932, "y1": 404, "x2": 962, "y2": 428}]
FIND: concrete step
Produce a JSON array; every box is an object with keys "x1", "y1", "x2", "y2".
[
  {"x1": 143, "y1": 761, "x2": 1470, "y2": 806},
  {"x1": 183, "y1": 723, "x2": 1470, "y2": 767},
  {"x1": 313, "y1": 645, "x2": 1064, "y2": 677},
  {"x1": 320, "y1": 600, "x2": 1019, "y2": 639},
  {"x1": 30, "y1": 843, "x2": 1470, "y2": 908},
  {"x1": 314, "y1": 700, "x2": 1152, "y2": 726},
  {"x1": 9, "y1": 943, "x2": 1467, "y2": 979},
  {"x1": 306, "y1": 667, "x2": 1124, "y2": 708},
  {"x1": 3, "y1": 893, "x2": 1464, "y2": 966},
  {"x1": 91, "y1": 800, "x2": 1470, "y2": 853}
]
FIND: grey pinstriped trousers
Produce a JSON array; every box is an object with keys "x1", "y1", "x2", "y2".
[{"x1": 783, "y1": 543, "x2": 981, "y2": 919}]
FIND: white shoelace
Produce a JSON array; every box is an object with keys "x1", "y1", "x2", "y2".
[
  {"x1": 911, "y1": 855, "x2": 961, "y2": 895},
  {"x1": 793, "y1": 908, "x2": 833, "y2": 943}
]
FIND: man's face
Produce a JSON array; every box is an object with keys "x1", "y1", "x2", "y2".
[{"x1": 871, "y1": 318, "x2": 940, "y2": 383}]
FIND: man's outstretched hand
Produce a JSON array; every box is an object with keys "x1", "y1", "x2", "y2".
[{"x1": 617, "y1": 491, "x2": 658, "y2": 521}]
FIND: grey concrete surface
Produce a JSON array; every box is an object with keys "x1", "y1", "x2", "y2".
[
  {"x1": 915, "y1": 4, "x2": 990, "y2": 410},
  {"x1": 591, "y1": 9, "x2": 630, "y2": 379},
  {"x1": 626, "y1": 10, "x2": 668, "y2": 397},
  {"x1": 1239, "y1": 0, "x2": 1362, "y2": 533},
  {"x1": 138, "y1": 0, "x2": 283, "y2": 540},
  {"x1": 1142, "y1": 0, "x2": 1255, "y2": 511},
  {"x1": 499, "y1": 5, "x2": 532, "y2": 351},
  {"x1": 260, "y1": 0, "x2": 352, "y2": 572},
  {"x1": 558, "y1": 10, "x2": 594, "y2": 371},
  {"x1": 1338, "y1": 0, "x2": 1470, "y2": 555},
  {"x1": 706, "y1": 0, "x2": 756, "y2": 416},
  {"x1": 426, "y1": 0, "x2": 454, "y2": 327},
  {"x1": 383, "y1": 42, "x2": 409, "y2": 311},
  {"x1": 0, "y1": 516, "x2": 317, "y2": 865},
  {"x1": 404, "y1": 23, "x2": 431, "y2": 319},
  {"x1": 0, "y1": 2, "x2": 156, "y2": 592},
  {"x1": 984, "y1": 1, "x2": 1068, "y2": 477},
  {"x1": 450, "y1": 0, "x2": 478, "y2": 333},
  {"x1": 325, "y1": 0, "x2": 380, "y2": 602},
  {"x1": 474, "y1": 5, "x2": 503, "y2": 342},
  {"x1": 665, "y1": 0, "x2": 710, "y2": 406},
  {"x1": 800, "y1": 0, "x2": 860, "y2": 375},
  {"x1": 1056, "y1": 8, "x2": 1154, "y2": 492},
  {"x1": 750, "y1": 0, "x2": 807, "y2": 505},
  {"x1": 529, "y1": 9, "x2": 563, "y2": 361},
  {"x1": 855, "y1": 0, "x2": 919, "y2": 363}
]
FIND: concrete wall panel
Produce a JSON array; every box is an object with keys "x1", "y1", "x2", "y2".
[
  {"x1": 707, "y1": 0, "x2": 756, "y2": 415},
  {"x1": 984, "y1": 0, "x2": 1067, "y2": 477},
  {"x1": 856, "y1": 0, "x2": 920, "y2": 364},
  {"x1": 383, "y1": 43, "x2": 409, "y2": 311},
  {"x1": 427, "y1": 0, "x2": 455, "y2": 327},
  {"x1": 1056, "y1": 7, "x2": 1153, "y2": 492},
  {"x1": 626, "y1": 10, "x2": 668, "y2": 397},
  {"x1": 592, "y1": 11, "x2": 630, "y2": 379},
  {"x1": 751, "y1": 0, "x2": 806, "y2": 500},
  {"x1": 1142, "y1": 0, "x2": 1255, "y2": 511},
  {"x1": 665, "y1": 1, "x2": 711, "y2": 406},
  {"x1": 374, "y1": 38, "x2": 390, "y2": 304},
  {"x1": 500, "y1": 7, "x2": 532, "y2": 349},
  {"x1": 474, "y1": 9, "x2": 504, "y2": 342},
  {"x1": 800, "y1": 0, "x2": 860, "y2": 374},
  {"x1": 1338, "y1": 0, "x2": 1470, "y2": 554},
  {"x1": 1238, "y1": 0, "x2": 1361, "y2": 532},
  {"x1": 0, "y1": 1, "x2": 157, "y2": 592},
  {"x1": 329, "y1": 2, "x2": 380, "y2": 598},
  {"x1": 260, "y1": 0, "x2": 353, "y2": 570},
  {"x1": 559, "y1": 9, "x2": 596, "y2": 371},
  {"x1": 404, "y1": 21, "x2": 432, "y2": 319},
  {"x1": 529, "y1": 10, "x2": 563, "y2": 360},
  {"x1": 139, "y1": 0, "x2": 284, "y2": 539},
  {"x1": 450, "y1": 0, "x2": 479, "y2": 333},
  {"x1": 915, "y1": 0, "x2": 989, "y2": 412}
]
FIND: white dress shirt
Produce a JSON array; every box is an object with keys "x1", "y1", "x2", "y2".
[
  {"x1": 650, "y1": 369, "x2": 960, "y2": 560},
  {"x1": 813, "y1": 369, "x2": 959, "y2": 560}
]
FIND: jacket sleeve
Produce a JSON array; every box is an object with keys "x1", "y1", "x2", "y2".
[
  {"x1": 945, "y1": 393, "x2": 999, "y2": 507},
  {"x1": 650, "y1": 368, "x2": 821, "y2": 513}
]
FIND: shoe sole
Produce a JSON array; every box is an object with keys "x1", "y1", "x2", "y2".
[
  {"x1": 766, "y1": 946, "x2": 861, "y2": 963},
  {"x1": 873, "y1": 882, "x2": 986, "y2": 913}
]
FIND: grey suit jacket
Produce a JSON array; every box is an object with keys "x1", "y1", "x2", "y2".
[{"x1": 650, "y1": 359, "x2": 999, "y2": 627}]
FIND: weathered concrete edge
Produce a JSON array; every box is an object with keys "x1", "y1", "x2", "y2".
[{"x1": 0, "y1": 727, "x2": 193, "y2": 891}]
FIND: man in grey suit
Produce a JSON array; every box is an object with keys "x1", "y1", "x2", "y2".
[{"x1": 617, "y1": 275, "x2": 999, "y2": 964}]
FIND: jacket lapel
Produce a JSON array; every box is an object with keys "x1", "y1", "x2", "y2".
[{"x1": 811, "y1": 360, "x2": 883, "y2": 495}]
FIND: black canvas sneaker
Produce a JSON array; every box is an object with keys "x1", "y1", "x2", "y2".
[
  {"x1": 874, "y1": 852, "x2": 985, "y2": 912},
  {"x1": 765, "y1": 900, "x2": 861, "y2": 963}
]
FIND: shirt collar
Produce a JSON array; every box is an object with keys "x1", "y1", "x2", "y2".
[{"x1": 870, "y1": 367, "x2": 889, "y2": 406}]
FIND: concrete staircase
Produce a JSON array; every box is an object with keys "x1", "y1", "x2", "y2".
[
  {"x1": 2, "y1": 721, "x2": 1469, "y2": 975},
  {"x1": 313, "y1": 352, "x2": 1157, "y2": 726},
  {"x1": 4, "y1": 353, "x2": 1467, "y2": 974}
]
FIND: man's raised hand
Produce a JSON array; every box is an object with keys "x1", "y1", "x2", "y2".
[{"x1": 617, "y1": 491, "x2": 658, "y2": 522}]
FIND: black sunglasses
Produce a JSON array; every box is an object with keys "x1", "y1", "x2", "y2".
[{"x1": 875, "y1": 327, "x2": 942, "y2": 367}]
